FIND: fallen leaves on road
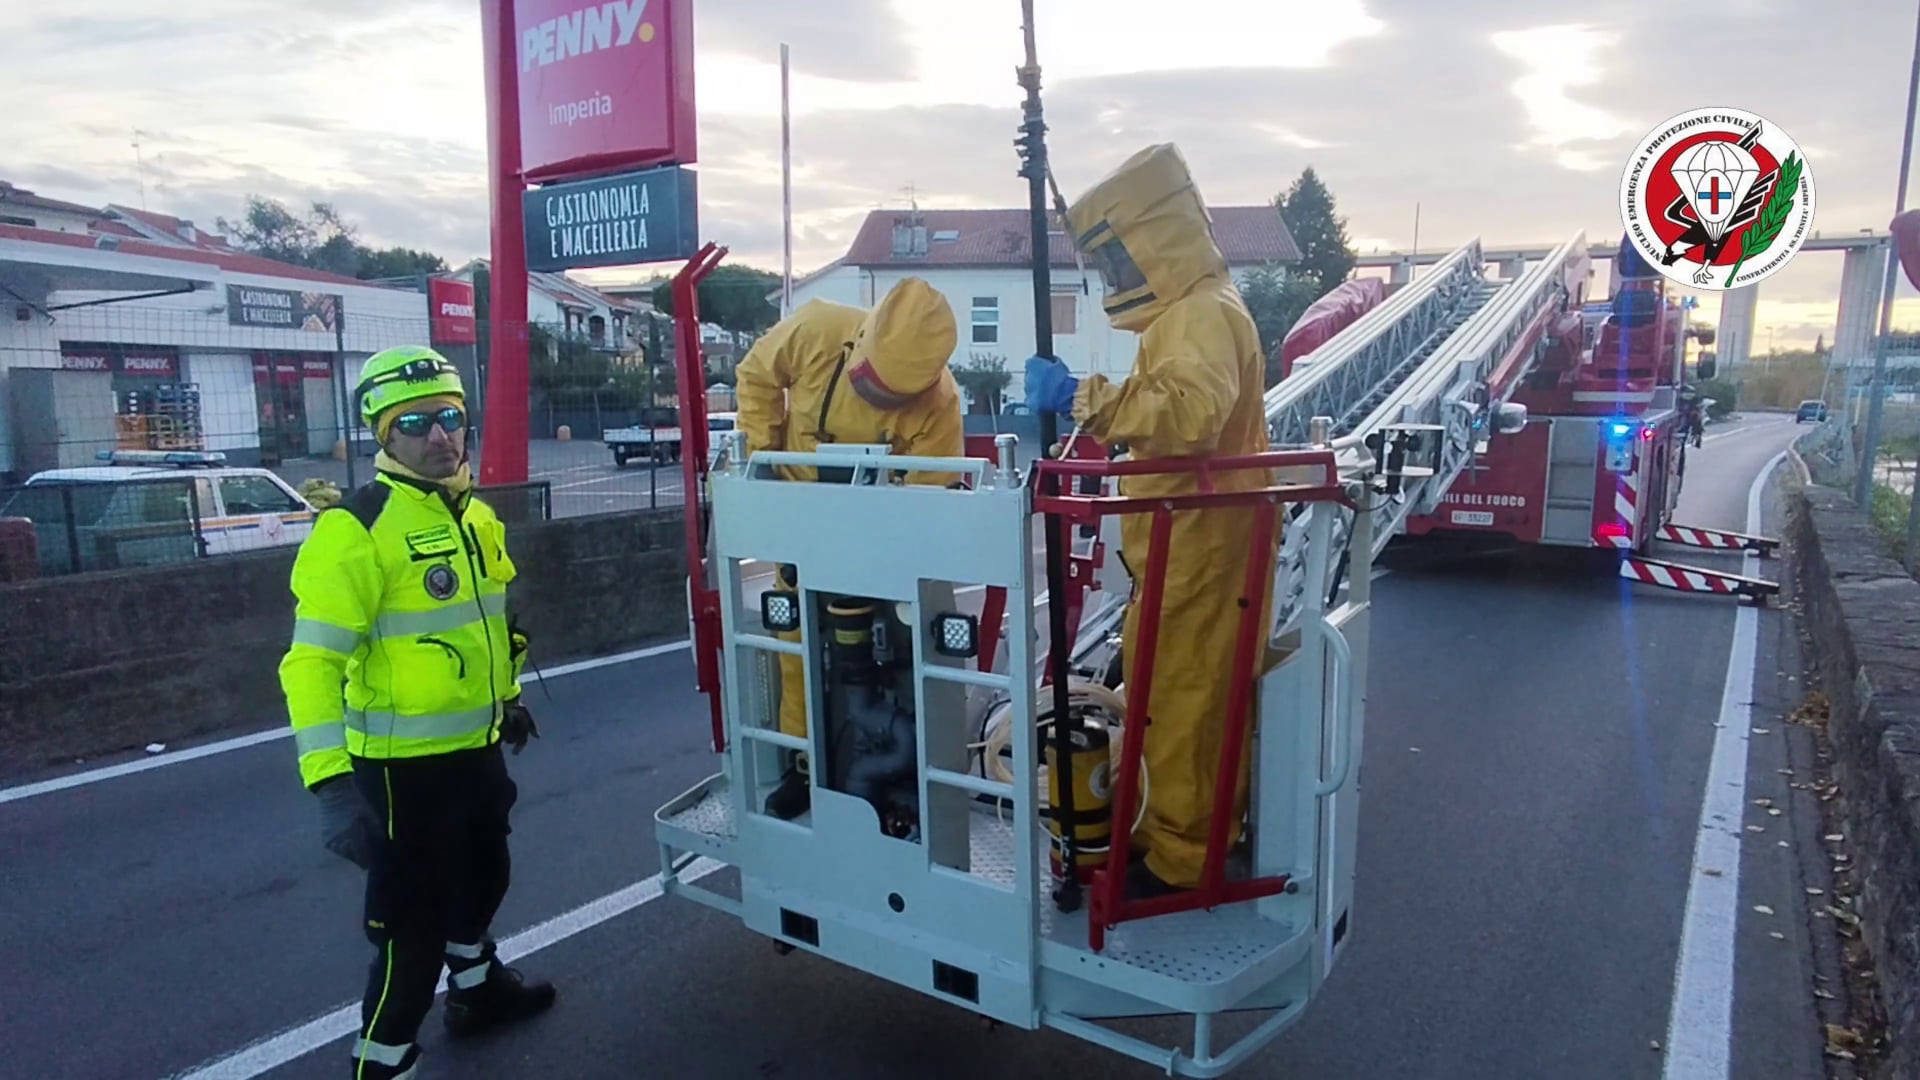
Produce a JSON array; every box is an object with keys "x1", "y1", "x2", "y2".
[
  {"x1": 1753, "y1": 904, "x2": 1776, "y2": 916},
  {"x1": 1747, "y1": 825, "x2": 1767, "y2": 833},
  {"x1": 1825, "y1": 833, "x2": 1845, "y2": 843},
  {"x1": 1807, "y1": 887, "x2": 1826, "y2": 896},
  {"x1": 1790, "y1": 693, "x2": 1831, "y2": 728},
  {"x1": 1770, "y1": 931, "x2": 1787, "y2": 941},
  {"x1": 1701, "y1": 868, "x2": 1724, "y2": 878},
  {"x1": 1753, "y1": 727, "x2": 1772, "y2": 734},
  {"x1": 1768, "y1": 808, "x2": 1783, "y2": 816},
  {"x1": 1649, "y1": 1040, "x2": 1661, "y2": 1052},
  {"x1": 1753, "y1": 798, "x2": 1774, "y2": 808},
  {"x1": 1815, "y1": 989, "x2": 1837, "y2": 1000}
]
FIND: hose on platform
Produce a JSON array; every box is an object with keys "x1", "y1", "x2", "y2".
[{"x1": 970, "y1": 677, "x2": 1149, "y2": 840}]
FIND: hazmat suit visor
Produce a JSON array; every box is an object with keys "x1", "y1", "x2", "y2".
[
  {"x1": 1065, "y1": 143, "x2": 1228, "y2": 332},
  {"x1": 1084, "y1": 230, "x2": 1150, "y2": 301}
]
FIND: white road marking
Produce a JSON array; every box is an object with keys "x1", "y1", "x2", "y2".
[
  {"x1": 0, "y1": 641, "x2": 694, "y2": 805},
  {"x1": 1660, "y1": 448, "x2": 1786, "y2": 1080},
  {"x1": 165, "y1": 857, "x2": 728, "y2": 1080},
  {"x1": 552, "y1": 473, "x2": 685, "y2": 492}
]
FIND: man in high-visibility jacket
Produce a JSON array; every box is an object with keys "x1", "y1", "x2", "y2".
[
  {"x1": 279, "y1": 346, "x2": 553, "y2": 1080},
  {"x1": 734, "y1": 277, "x2": 965, "y2": 819}
]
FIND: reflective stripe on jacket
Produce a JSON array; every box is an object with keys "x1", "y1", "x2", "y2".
[{"x1": 278, "y1": 472, "x2": 521, "y2": 789}]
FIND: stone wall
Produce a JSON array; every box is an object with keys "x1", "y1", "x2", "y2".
[
  {"x1": 0, "y1": 507, "x2": 687, "y2": 776},
  {"x1": 1791, "y1": 485, "x2": 1920, "y2": 1078}
]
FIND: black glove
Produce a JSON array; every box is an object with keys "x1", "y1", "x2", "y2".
[
  {"x1": 314, "y1": 775, "x2": 378, "y2": 870},
  {"x1": 501, "y1": 699, "x2": 540, "y2": 755}
]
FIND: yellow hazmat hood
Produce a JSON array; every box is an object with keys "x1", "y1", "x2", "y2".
[
  {"x1": 845, "y1": 277, "x2": 957, "y2": 404},
  {"x1": 1064, "y1": 143, "x2": 1228, "y2": 332}
]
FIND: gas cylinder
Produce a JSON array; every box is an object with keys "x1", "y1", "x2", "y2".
[{"x1": 1047, "y1": 719, "x2": 1113, "y2": 884}]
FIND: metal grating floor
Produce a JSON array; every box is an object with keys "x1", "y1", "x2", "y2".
[
  {"x1": 662, "y1": 781, "x2": 740, "y2": 842},
  {"x1": 966, "y1": 810, "x2": 1022, "y2": 887},
  {"x1": 969, "y1": 811, "x2": 1300, "y2": 985},
  {"x1": 1041, "y1": 899, "x2": 1301, "y2": 985}
]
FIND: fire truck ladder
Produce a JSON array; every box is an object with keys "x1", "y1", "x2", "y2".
[
  {"x1": 1261, "y1": 233, "x2": 1589, "y2": 630},
  {"x1": 1068, "y1": 236, "x2": 1559, "y2": 651}
]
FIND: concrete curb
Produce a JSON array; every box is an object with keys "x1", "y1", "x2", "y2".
[{"x1": 1789, "y1": 483, "x2": 1920, "y2": 1077}]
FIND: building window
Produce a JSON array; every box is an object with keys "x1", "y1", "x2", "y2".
[
  {"x1": 1050, "y1": 292, "x2": 1077, "y2": 335},
  {"x1": 971, "y1": 296, "x2": 999, "y2": 345}
]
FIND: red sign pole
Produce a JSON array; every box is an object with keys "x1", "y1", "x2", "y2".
[
  {"x1": 671, "y1": 243, "x2": 728, "y2": 751},
  {"x1": 479, "y1": 0, "x2": 531, "y2": 484}
]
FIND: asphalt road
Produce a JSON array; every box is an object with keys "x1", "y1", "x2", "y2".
[
  {"x1": 275, "y1": 439, "x2": 690, "y2": 520},
  {"x1": 0, "y1": 414, "x2": 1837, "y2": 1079}
]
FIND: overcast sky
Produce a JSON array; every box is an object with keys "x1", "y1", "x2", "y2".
[{"x1": 3, "y1": 0, "x2": 1916, "y2": 348}]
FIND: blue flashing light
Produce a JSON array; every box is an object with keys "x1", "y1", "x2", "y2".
[{"x1": 1609, "y1": 422, "x2": 1634, "y2": 438}]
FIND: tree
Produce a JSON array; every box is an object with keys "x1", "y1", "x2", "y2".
[
  {"x1": 218, "y1": 195, "x2": 449, "y2": 281},
  {"x1": 357, "y1": 246, "x2": 449, "y2": 280},
  {"x1": 650, "y1": 264, "x2": 784, "y2": 333},
  {"x1": 1238, "y1": 263, "x2": 1323, "y2": 388},
  {"x1": 1275, "y1": 167, "x2": 1356, "y2": 296},
  {"x1": 951, "y1": 352, "x2": 1012, "y2": 414},
  {"x1": 219, "y1": 196, "x2": 358, "y2": 268}
]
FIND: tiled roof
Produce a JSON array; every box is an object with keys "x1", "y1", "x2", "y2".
[
  {"x1": 0, "y1": 181, "x2": 102, "y2": 218},
  {"x1": 841, "y1": 206, "x2": 1300, "y2": 269},
  {"x1": 0, "y1": 222, "x2": 375, "y2": 287},
  {"x1": 106, "y1": 205, "x2": 233, "y2": 250}
]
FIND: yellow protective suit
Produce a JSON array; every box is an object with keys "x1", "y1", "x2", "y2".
[
  {"x1": 1064, "y1": 143, "x2": 1279, "y2": 889},
  {"x1": 734, "y1": 277, "x2": 966, "y2": 743}
]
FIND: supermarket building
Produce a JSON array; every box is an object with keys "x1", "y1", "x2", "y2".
[{"x1": 0, "y1": 186, "x2": 449, "y2": 480}]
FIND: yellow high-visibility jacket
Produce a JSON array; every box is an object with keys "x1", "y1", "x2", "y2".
[{"x1": 278, "y1": 473, "x2": 523, "y2": 789}]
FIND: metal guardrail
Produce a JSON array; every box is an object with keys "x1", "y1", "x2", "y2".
[{"x1": 476, "y1": 480, "x2": 554, "y2": 523}]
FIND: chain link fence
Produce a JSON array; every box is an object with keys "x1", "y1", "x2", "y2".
[
  {"x1": 1, "y1": 303, "x2": 713, "y2": 566},
  {"x1": 0, "y1": 475, "x2": 204, "y2": 580}
]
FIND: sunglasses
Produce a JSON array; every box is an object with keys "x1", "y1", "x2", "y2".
[{"x1": 390, "y1": 406, "x2": 467, "y2": 438}]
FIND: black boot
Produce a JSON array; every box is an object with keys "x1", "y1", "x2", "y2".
[
  {"x1": 1123, "y1": 859, "x2": 1189, "y2": 900},
  {"x1": 349, "y1": 1042, "x2": 420, "y2": 1079},
  {"x1": 763, "y1": 765, "x2": 810, "y2": 820},
  {"x1": 443, "y1": 963, "x2": 556, "y2": 1038}
]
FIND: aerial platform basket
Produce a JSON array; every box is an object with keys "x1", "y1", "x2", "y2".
[{"x1": 654, "y1": 432, "x2": 1376, "y2": 1076}]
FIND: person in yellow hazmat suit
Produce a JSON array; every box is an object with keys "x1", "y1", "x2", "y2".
[
  {"x1": 1025, "y1": 143, "x2": 1278, "y2": 898},
  {"x1": 734, "y1": 277, "x2": 966, "y2": 819}
]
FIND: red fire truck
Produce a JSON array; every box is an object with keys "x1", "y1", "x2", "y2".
[{"x1": 1402, "y1": 241, "x2": 1779, "y2": 600}]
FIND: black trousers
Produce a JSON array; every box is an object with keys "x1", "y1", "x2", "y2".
[{"x1": 349, "y1": 743, "x2": 517, "y2": 1062}]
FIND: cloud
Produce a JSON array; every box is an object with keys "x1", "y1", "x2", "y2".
[
  {"x1": 4, "y1": 0, "x2": 1913, "y2": 351},
  {"x1": 696, "y1": 0, "x2": 915, "y2": 82}
]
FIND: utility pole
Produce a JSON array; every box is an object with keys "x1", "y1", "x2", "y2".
[
  {"x1": 1856, "y1": 0, "x2": 1920, "y2": 505},
  {"x1": 131, "y1": 130, "x2": 149, "y2": 210},
  {"x1": 780, "y1": 43, "x2": 794, "y2": 318}
]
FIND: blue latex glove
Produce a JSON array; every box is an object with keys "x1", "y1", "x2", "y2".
[{"x1": 1024, "y1": 354, "x2": 1078, "y2": 417}]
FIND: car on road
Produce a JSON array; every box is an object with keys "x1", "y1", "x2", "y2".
[
  {"x1": 1795, "y1": 399, "x2": 1829, "y2": 423},
  {"x1": 1, "y1": 450, "x2": 317, "y2": 575}
]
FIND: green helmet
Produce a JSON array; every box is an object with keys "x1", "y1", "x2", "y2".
[{"x1": 356, "y1": 345, "x2": 465, "y2": 428}]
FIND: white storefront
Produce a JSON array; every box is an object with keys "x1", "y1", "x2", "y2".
[{"x1": 0, "y1": 228, "x2": 430, "y2": 477}]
